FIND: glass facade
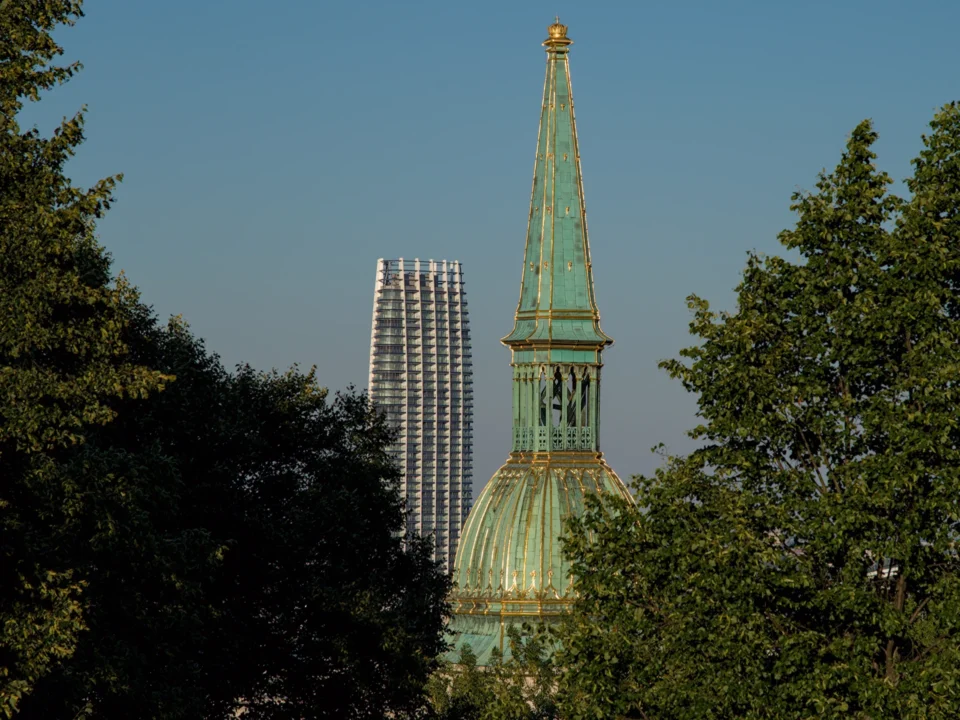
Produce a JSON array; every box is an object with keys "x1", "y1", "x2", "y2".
[{"x1": 368, "y1": 258, "x2": 474, "y2": 569}]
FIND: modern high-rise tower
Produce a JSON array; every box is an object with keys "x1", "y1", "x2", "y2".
[
  {"x1": 368, "y1": 258, "x2": 474, "y2": 570},
  {"x1": 448, "y1": 21, "x2": 633, "y2": 664}
]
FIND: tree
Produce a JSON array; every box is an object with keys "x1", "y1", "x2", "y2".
[
  {"x1": 14, "y1": 313, "x2": 452, "y2": 719},
  {"x1": 210, "y1": 371, "x2": 451, "y2": 720},
  {"x1": 0, "y1": 2, "x2": 167, "y2": 714},
  {"x1": 429, "y1": 626, "x2": 559, "y2": 720},
  {"x1": 427, "y1": 645, "x2": 495, "y2": 720},
  {"x1": 2, "y1": 3, "x2": 451, "y2": 715},
  {"x1": 556, "y1": 110, "x2": 960, "y2": 719}
]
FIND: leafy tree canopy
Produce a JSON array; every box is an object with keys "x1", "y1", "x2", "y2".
[
  {"x1": 14, "y1": 312, "x2": 451, "y2": 719},
  {"x1": 1, "y1": 1, "x2": 168, "y2": 713},
  {"x1": 429, "y1": 626, "x2": 559, "y2": 720},
  {"x1": 1, "y1": 4, "x2": 451, "y2": 718},
  {"x1": 557, "y1": 107, "x2": 960, "y2": 719}
]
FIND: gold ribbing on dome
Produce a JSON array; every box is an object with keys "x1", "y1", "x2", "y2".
[{"x1": 543, "y1": 17, "x2": 572, "y2": 49}]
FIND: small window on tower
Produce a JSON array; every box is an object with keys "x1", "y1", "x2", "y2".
[
  {"x1": 580, "y1": 372, "x2": 590, "y2": 428},
  {"x1": 539, "y1": 371, "x2": 547, "y2": 427},
  {"x1": 552, "y1": 366, "x2": 563, "y2": 427}
]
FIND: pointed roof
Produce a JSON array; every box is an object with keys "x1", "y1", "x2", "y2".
[
  {"x1": 447, "y1": 21, "x2": 633, "y2": 668},
  {"x1": 502, "y1": 20, "x2": 612, "y2": 349}
]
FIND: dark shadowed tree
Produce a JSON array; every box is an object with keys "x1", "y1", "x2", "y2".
[
  {"x1": 0, "y1": 2, "x2": 166, "y2": 713},
  {"x1": 557, "y1": 111, "x2": 960, "y2": 719},
  {"x1": 3, "y1": 3, "x2": 450, "y2": 717},
  {"x1": 14, "y1": 312, "x2": 452, "y2": 719}
]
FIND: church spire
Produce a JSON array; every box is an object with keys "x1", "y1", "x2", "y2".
[
  {"x1": 445, "y1": 21, "x2": 632, "y2": 667},
  {"x1": 503, "y1": 19, "x2": 612, "y2": 349},
  {"x1": 502, "y1": 20, "x2": 610, "y2": 455}
]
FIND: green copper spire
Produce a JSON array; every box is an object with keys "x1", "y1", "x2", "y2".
[
  {"x1": 500, "y1": 19, "x2": 613, "y2": 456},
  {"x1": 502, "y1": 19, "x2": 611, "y2": 349},
  {"x1": 447, "y1": 21, "x2": 633, "y2": 666}
]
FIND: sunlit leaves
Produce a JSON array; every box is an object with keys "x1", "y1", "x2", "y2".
[
  {"x1": 557, "y1": 109, "x2": 960, "y2": 718},
  {"x1": 1, "y1": 2, "x2": 166, "y2": 712}
]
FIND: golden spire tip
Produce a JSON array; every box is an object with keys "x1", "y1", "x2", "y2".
[{"x1": 544, "y1": 17, "x2": 572, "y2": 48}]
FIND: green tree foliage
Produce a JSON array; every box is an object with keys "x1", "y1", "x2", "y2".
[
  {"x1": 428, "y1": 646, "x2": 495, "y2": 720},
  {"x1": 10, "y1": 312, "x2": 451, "y2": 719},
  {"x1": 2, "y1": 4, "x2": 451, "y2": 717},
  {"x1": 0, "y1": 2, "x2": 167, "y2": 713},
  {"x1": 429, "y1": 627, "x2": 559, "y2": 720},
  {"x1": 557, "y1": 109, "x2": 960, "y2": 719}
]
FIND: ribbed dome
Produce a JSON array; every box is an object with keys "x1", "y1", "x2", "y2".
[{"x1": 448, "y1": 452, "x2": 631, "y2": 664}]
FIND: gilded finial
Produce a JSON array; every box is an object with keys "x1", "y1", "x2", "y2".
[{"x1": 543, "y1": 17, "x2": 572, "y2": 50}]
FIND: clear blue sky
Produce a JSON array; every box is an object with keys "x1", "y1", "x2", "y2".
[{"x1": 25, "y1": 0, "x2": 960, "y2": 495}]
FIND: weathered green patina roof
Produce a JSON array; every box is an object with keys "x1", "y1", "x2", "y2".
[
  {"x1": 448, "y1": 454, "x2": 630, "y2": 664},
  {"x1": 502, "y1": 21, "x2": 612, "y2": 349},
  {"x1": 447, "y1": 21, "x2": 633, "y2": 667}
]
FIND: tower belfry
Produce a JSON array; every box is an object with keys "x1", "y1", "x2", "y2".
[{"x1": 448, "y1": 20, "x2": 632, "y2": 664}]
